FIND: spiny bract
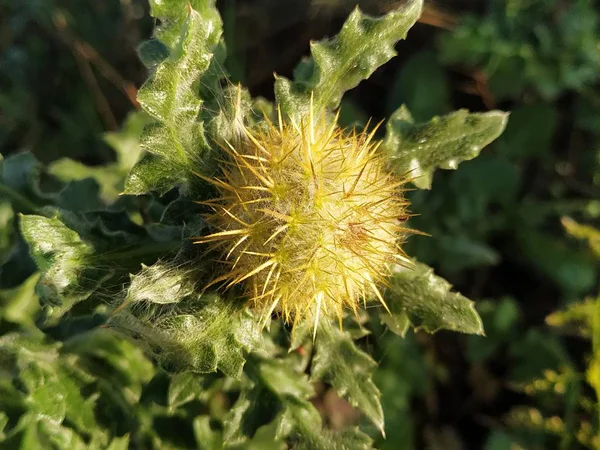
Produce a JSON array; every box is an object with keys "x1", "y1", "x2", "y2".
[{"x1": 195, "y1": 104, "x2": 412, "y2": 334}]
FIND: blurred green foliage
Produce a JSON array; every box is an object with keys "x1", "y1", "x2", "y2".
[
  {"x1": 1, "y1": 0, "x2": 599, "y2": 449},
  {"x1": 440, "y1": 0, "x2": 600, "y2": 101},
  {"x1": 0, "y1": 0, "x2": 149, "y2": 163}
]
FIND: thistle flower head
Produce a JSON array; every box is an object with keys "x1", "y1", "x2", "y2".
[{"x1": 195, "y1": 103, "x2": 412, "y2": 334}]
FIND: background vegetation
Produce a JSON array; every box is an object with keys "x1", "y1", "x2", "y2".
[{"x1": 1, "y1": 0, "x2": 599, "y2": 448}]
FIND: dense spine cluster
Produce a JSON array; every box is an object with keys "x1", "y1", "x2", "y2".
[{"x1": 195, "y1": 105, "x2": 412, "y2": 333}]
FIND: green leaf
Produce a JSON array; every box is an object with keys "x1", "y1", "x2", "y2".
[
  {"x1": 125, "y1": 3, "x2": 223, "y2": 195},
  {"x1": 0, "y1": 333, "x2": 98, "y2": 437},
  {"x1": 123, "y1": 153, "x2": 182, "y2": 196},
  {"x1": 386, "y1": 261, "x2": 484, "y2": 335},
  {"x1": 380, "y1": 308, "x2": 410, "y2": 338},
  {"x1": 382, "y1": 106, "x2": 509, "y2": 189},
  {"x1": 295, "y1": 428, "x2": 373, "y2": 450},
  {"x1": 0, "y1": 201, "x2": 14, "y2": 254},
  {"x1": 48, "y1": 159, "x2": 121, "y2": 204},
  {"x1": 20, "y1": 214, "x2": 112, "y2": 315},
  {"x1": 7, "y1": 415, "x2": 89, "y2": 450},
  {"x1": 274, "y1": 0, "x2": 423, "y2": 121},
  {"x1": 0, "y1": 152, "x2": 52, "y2": 214},
  {"x1": 508, "y1": 329, "x2": 569, "y2": 382},
  {"x1": 109, "y1": 292, "x2": 261, "y2": 378},
  {"x1": 55, "y1": 179, "x2": 103, "y2": 213},
  {"x1": 125, "y1": 262, "x2": 195, "y2": 305},
  {"x1": 193, "y1": 416, "x2": 224, "y2": 450},
  {"x1": 49, "y1": 112, "x2": 150, "y2": 202},
  {"x1": 0, "y1": 273, "x2": 40, "y2": 327},
  {"x1": 105, "y1": 112, "x2": 152, "y2": 172},
  {"x1": 0, "y1": 153, "x2": 107, "y2": 218},
  {"x1": 223, "y1": 356, "x2": 319, "y2": 447},
  {"x1": 138, "y1": 39, "x2": 170, "y2": 68},
  {"x1": 63, "y1": 328, "x2": 155, "y2": 401},
  {"x1": 0, "y1": 412, "x2": 7, "y2": 438},
  {"x1": 148, "y1": 0, "x2": 220, "y2": 48},
  {"x1": 168, "y1": 373, "x2": 201, "y2": 411},
  {"x1": 107, "y1": 435, "x2": 130, "y2": 450},
  {"x1": 0, "y1": 203, "x2": 37, "y2": 290},
  {"x1": 483, "y1": 431, "x2": 520, "y2": 450},
  {"x1": 20, "y1": 207, "x2": 181, "y2": 319},
  {"x1": 312, "y1": 321, "x2": 384, "y2": 434}
]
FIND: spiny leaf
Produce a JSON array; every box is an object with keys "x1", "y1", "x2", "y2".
[
  {"x1": 382, "y1": 106, "x2": 509, "y2": 189},
  {"x1": 125, "y1": 262, "x2": 195, "y2": 305},
  {"x1": 385, "y1": 261, "x2": 484, "y2": 335},
  {"x1": 20, "y1": 214, "x2": 112, "y2": 316},
  {"x1": 311, "y1": 321, "x2": 384, "y2": 434},
  {"x1": 19, "y1": 208, "x2": 176, "y2": 322},
  {"x1": 147, "y1": 0, "x2": 220, "y2": 49},
  {"x1": 275, "y1": 0, "x2": 423, "y2": 121},
  {"x1": 109, "y1": 292, "x2": 261, "y2": 379},
  {"x1": 125, "y1": 2, "x2": 223, "y2": 195},
  {"x1": 123, "y1": 153, "x2": 181, "y2": 196}
]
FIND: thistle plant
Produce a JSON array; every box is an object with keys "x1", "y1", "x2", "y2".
[
  {"x1": 4, "y1": 0, "x2": 511, "y2": 447},
  {"x1": 196, "y1": 102, "x2": 412, "y2": 332}
]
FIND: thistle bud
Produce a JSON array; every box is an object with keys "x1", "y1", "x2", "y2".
[{"x1": 195, "y1": 104, "x2": 412, "y2": 334}]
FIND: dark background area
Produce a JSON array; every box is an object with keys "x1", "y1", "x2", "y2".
[{"x1": 1, "y1": 0, "x2": 599, "y2": 448}]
